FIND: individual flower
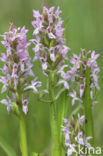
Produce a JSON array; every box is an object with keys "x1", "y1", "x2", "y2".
[
  {"x1": 24, "y1": 78, "x2": 41, "y2": 93},
  {"x1": 69, "y1": 90, "x2": 82, "y2": 105},
  {"x1": 0, "y1": 23, "x2": 41, "y2": 114},
  {"x1": 31, "y1": 6, "x2": 70, "y2": 74}
]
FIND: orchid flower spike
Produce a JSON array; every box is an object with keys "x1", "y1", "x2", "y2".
[
  {"x1": 0, "y1": 23, "x2": 41, "y2": 115},
  {"x1": 62, "y1": 114, "x2": 93, "y2": 156},
  {"x1": 31, "y1": 6, "x2": 70, "y2": 74}
]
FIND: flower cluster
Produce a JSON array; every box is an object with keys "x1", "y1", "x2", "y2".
[
  {"x1": 0, "y1": 23, "x2": 41, "y2": 114},
  {"x1": 31, "y1": 6, "x2": 70, "y2": 74},
  {"x1": 59, "y1": 49, "x2": 100, "y2": 104},
  {"x1": 62, "y1": 114, "x2": 92, "y2": 156}
]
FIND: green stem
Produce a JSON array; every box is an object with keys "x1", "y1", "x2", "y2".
[
  {"x1": 48, "y1": 72, "x2": 60, "y2": 156},
  {"x1": 20, "y1": 114, "x2": 28, "y2": 156},
  {"x1": 58, "y1": 91, "x2": 66, "y2": 156},
  {"x1": 83, "y1": 66, "x2": 94, "y2": 146}
]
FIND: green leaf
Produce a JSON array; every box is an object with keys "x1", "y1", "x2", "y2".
[
  {"x1": 0, "y1": 135, "x2": 17, "y2": 156},
  {"x1": 69, "y1": 104, "x2": 83, "y2": 119}
]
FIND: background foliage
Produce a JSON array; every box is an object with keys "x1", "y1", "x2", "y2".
[{"x1": 0, "y1": 0, "x2": 103, "y2": 155}]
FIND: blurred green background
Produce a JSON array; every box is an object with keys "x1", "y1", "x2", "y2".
[{"x1": 0, "y1": 0, "x2": 103, "y2": 155}]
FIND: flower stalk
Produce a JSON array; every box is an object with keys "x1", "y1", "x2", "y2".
[
  {"x1": 20, "y1": 114, "x2": 28, "y2": 156},
  {"x1": 58, "y1": 91, "x2": 66, "y2": 156},
  {"x1": 83, "y1": 66, "x2": 94, "y2": 146},
  {"x1": 48, "y1": 72, "x2": 60, "y2": 156}
]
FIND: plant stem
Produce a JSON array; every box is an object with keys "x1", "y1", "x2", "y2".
[
  {"x1": 20, "y1": 114, "x2": 28, "y2": 156},
  {"x1": 48, "y1": 72, "x2": 60, "y2": 156},
  {"x1": 83, "y1": 66, "x2": 94, "y2": 146},
  {"x1": 58, "y1": 91, "x2": 66, "y2": 156}
]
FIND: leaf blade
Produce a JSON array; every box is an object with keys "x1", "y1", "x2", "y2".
[{"x1": 0, "y1": 135, "x2": 17, "y2": 156}]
